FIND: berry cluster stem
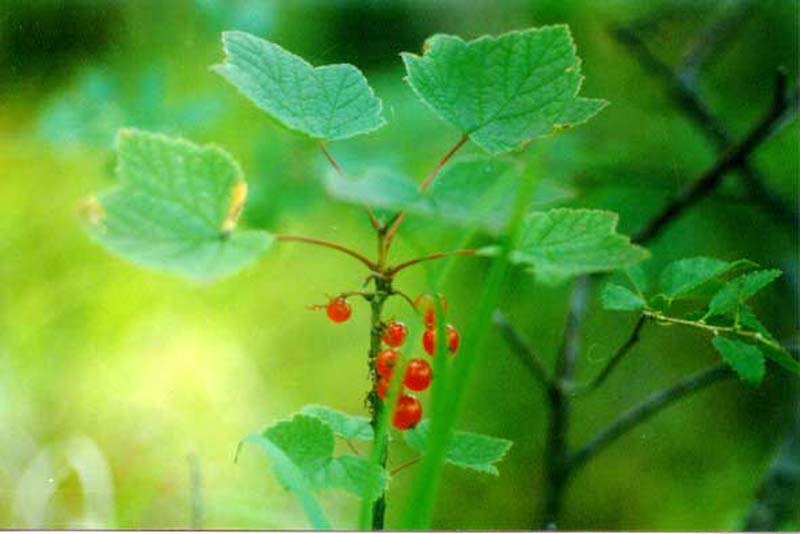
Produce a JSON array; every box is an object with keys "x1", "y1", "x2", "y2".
[{"x1": 367, "y1": 275, "x2": 392, "y2": 530}]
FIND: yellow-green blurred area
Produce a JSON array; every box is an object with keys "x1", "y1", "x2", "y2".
[{"x1": 1, "y1": 0, "x2": 798, "y2": 530}]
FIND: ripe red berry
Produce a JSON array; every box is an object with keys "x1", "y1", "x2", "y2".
[
  {"x1": 392, "y1": 394, "x2": 422, "y2": 430},
  {"x1": 326, "y1": 297, "x2": 351, "y2": 323},
  {"x1": 382, "y1": 321, "x2": 408, "y2": 347},
  {"x1": 422, "y1": 324, "x2": 460, "y2": 356},
  {"x1": 376, "y1": 349, "x2": 399, "y2": 379},
  {"x1": 414, "y1": 293, "x2": 449, "y2": 328},
  {"x1": 403, "y1": 358, "x2": 432, "y2": 391}
]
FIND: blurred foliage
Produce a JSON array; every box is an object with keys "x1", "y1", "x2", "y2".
[{"x1": 0, "y1": 0, "x2": 798, "y2": 530}]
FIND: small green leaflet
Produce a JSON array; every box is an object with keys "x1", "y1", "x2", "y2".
[
  {"x1": 213, "y1": 31, "x2": 385, "y2": 140},
  {"x1": 403, "y1": 420, "x2": 512, "y2": 475},
  {"x1": 301, "y1": 405, "x2": 374, "y2": 441},
  {"x1": 658, "y1": 257, "x2": 757, "y2": 299},
  {"x1": 252, "y1": 414, "x2": 387, "y2": 502},
  {"x1": 402, "y1": 26, "x2": 607, "y2": 154},
  {"x1": 482, "y1": 209, "x2": 648, "y2": 285},
  {"x1": 712, "y1": 337, "x2": 765, "y2": 385},
  {"x1": 707, "y1": 269, "x2": 782, "y2": 318},
  {"x1": 83, "y1": 129, "x2": 273, "y2": 281},
  {"x1": 602, "y1": 283, "x2": 646, "y2": 311}
]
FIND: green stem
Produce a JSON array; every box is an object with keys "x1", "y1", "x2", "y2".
[
  {"x1": 643, "y1": 310, "x2": 784, "y2": 351},
  {"x1": 367, "y1": 276, "x2": 392, "y2": 530}
]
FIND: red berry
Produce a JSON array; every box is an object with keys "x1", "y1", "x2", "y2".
[
  {"x1": 376, "y1": 349, "x2": 399, "y2": 379},
  {"x1": 422, "y1": 324, "x2": 460, "y2": 356},
  {"x1": 392, "y1": 395, "x2": 422, "y2": 430},
  {"x1": 403, "y1": 358, "x2": 432, "y2": 391},
  {"x1": 446, "y1": 324, "x2": 460, "y2": 353},
  {"x1": 326, "y1": 297, "x2": 351, "y2": 323},
  {"x1": 382, "y1": 321, "x2": 408, "y2": 347},
  {"x1": 415, "y1": 294, "x2": 449, "y2": 328}
]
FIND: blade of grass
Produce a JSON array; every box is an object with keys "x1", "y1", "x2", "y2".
[{"x1": 400, "y1": 171, "x2": 538, "y2": 529}]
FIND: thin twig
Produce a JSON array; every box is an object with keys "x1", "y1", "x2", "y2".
[
  {"x1": 569, "y1": 364, "x2": 733, "y2": 471},
  {"x1": 630, "y1": 68, "x2": 798, "y2": 243},
  {"x1": 570, "y1": 316, "x2": 646, "y2": 396},
  {"x1": 319, "y1": 142, "x2": 383, "y2": 232},
  {"x1": 382, "y1": 135, "x2": 469, "y2": 253},
  {"x1": 493, "y1": 310, "x2": 553, "y2": 389},
  {"x1": 642, "y1": 310, "x2": 785, "y2": 352},
  {"x1": 345, "y1": 439, "x2": 362, "y2": 457},
  {"x1": 386, "y1": 249, "x2": 477, "y2": 276},
  {"x1": 274, "y1": 233, "x2": 377, "y2": 270},
  {"x1": 540, "y1": 275, "x2": 590, "y2": 529},
  {"x1": 678, "y1": 0, "x2": 755, "y2": 86},
  {"x1": 390, "y1": 288, "x2": 419, "y2": 313},
  {"x1": 614, "y1": 24, "x2": 799, "y2": 232},
  {"x1": 390, "y1": 456, "x2": 423, "y2": 476}
]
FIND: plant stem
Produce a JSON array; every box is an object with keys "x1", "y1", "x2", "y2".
[
  {"x1": 390, "y1": 456, "x2": 423, "y2": 476},
  {"x1": 386, "y1": 249, "x2": 477, "y2": 276},
  {"x1": 540, "y1": 276, "x2": 589, "y2": 530},
  {"x1": 493, "y1": 309, "x2": 553, "y2": 389},
  {"x1": 367, "y1": 275, "x2": 392, "y2": 530},
  {"x1": 569, "y1": 364, "x2": 733, "y2": 471},
  {"x1": 274, "y1": 233, "x2": 377, "y2": 270},
  {"x1": 382, "y1": 134, "x2": 469, "y2": 254},
  {"x1": 643, "y1": 310, "x2": 785, "y2": 352},
  {"x1": 633, "y1": 70, "x2": 798, "y2": 244}
]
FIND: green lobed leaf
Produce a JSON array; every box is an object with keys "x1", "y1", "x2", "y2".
[
  {"x1": 324, "y1": 157, "x2": 576, "y2": 234},
  {"x1": 707, "y1": 269, "x2": 782, "y2": 318},
  {"x1": 236, "y1": 434, "x2": 332, "y2": 530},
  {"x1": 658, "y1": 257, "x2": 757, "y2": 300},
  {"x1": 602, "y1": 283, "x2": 646, "y2": 311},
  {"x1": 310, "y1": 454, "x2": 388, "y2": 502},
  {"x1": 259, "y1": 414, "x2": 387, "y2": 501},
  {"x1": 403, "y1": 421, "x2": 512, "y2": 475},
  {"x1": 739, "y1": 307, "x2": 800, "y2": 375},
  {"x1": 625, "y1": 264, "x2": 650, "y2": 295},
  {"x1": 263, "y1": 415, "x2": 334, "y2": 478},
  {"x1": 213, "y1": 31, "x2": 385, "y2": 140},
  {"x1": 402, "y1": 26, "x2": 607, "y2": 154},
  {"x1": 481, "y1": 208, "x2": 648, "y2": 285},
  {"x1": 301, "y1": 405, "x2": 374, "y2": 441},
  {"x1": 712, "y1": 336, "x2": 765, "y2": 385},
  {"x1": 83, "y1": 129, "x2": 273, "y2": 281}
]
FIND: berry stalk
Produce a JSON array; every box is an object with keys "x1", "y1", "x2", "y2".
[{"x1": 367, "y1": 275, "x2": 392, "y2": 530}]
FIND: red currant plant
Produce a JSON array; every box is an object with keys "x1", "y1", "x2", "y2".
[{"x1": 82, "y1": 26, "x2": 657, "y2": 530}]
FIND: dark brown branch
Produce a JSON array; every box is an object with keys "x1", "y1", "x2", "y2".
[
  {"x1": 493, "y1": 310, "x2": 552, "y2": 389},
  {"x1": 633, "y1": 71, "x2": 798, "y2": 243},
  {"x1": 678, "y1": 0, "x2": 755, "y2": 86},
  {"x1": 570, "y1": 315, "x2": 646, "y2": 396},
  {"x1": 614, "y1": 26, "x2": 800, "y2": 241},
  {"x1": 569, "y1": 364, "x2": 733, "y2": 472},
  {"x1": 540, "y1": 275, "x2": 590, "y2": 529}
]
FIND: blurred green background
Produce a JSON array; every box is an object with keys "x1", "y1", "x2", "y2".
[{"x1": 1, "y1": 0, "x2": 798, "y2": 530}]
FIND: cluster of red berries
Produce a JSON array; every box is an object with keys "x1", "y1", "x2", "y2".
[{"x1": 318, "y1": 293, "x2": 460, "y2": 431}]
